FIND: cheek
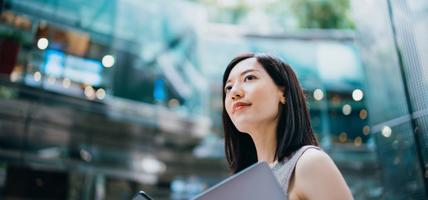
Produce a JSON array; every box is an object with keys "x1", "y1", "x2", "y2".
[
  {"x1": 252, "y1": 87, "x2": 280, "y2": 104},
  {"x1": 251, "y1": 88, "x2": 281, "y2": 115},
  {"x1": 224, "y1": 99, "x2": 233, "y2": 115}
]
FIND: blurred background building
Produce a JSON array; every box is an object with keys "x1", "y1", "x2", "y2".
[{"x1": 0, "y1": 0, "x2": 426, "y2": 199}]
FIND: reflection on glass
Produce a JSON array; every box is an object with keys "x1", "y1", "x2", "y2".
[
  {"x1": 313, "y1": 89, "x2": 324, "y2": 101},
  {"x1": 37, "y1": 38, "x2": 49, "y2": 50},
  {"x1": 381, "y1": 126, "x2": 392, "y2": 138},
  {"x1": 102, "y1": 55, "x2": 115, "y2": 68},
  {"x1": 342, "y1": 104, "x2": 352, "y2": 115},
  {"x1": 352, "y1": 89, "x2": 363, "y2": 101}
]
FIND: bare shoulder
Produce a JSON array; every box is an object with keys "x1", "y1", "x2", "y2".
[
  {"x1": 292, "y1": 148, "x2": 354, "y2": 200},
  {"x1": 297, "y1": 148, "x2": 334, "y2": 171}
]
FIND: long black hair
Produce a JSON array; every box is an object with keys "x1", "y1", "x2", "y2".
[{"x1": 222, "y1": 53, "x2": 318, "y2": 173}]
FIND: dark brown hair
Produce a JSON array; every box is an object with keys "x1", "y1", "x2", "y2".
[{"x1": 222, "y1": 53, "x2": 318, "y2": 173}]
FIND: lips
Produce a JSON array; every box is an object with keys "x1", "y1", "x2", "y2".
[{"x1": 232, "y1": 102, "x2": 251, "y2": 113}]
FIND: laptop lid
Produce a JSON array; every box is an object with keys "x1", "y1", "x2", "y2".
[
  {"x1": 131, "y1": 191, "x2": 153, "y2": 200},
  {"x1": 192, "y1": 161, "x2": 286, "y2": 200}
]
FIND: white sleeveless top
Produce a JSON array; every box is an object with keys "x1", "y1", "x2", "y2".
[{"x1": 270, "y1": 145, "x2": 321, "y2": 199}]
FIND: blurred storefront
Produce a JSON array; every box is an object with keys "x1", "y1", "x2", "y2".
[{"x1": 0, "y1": 0, "x2": 215, "y2": 199}]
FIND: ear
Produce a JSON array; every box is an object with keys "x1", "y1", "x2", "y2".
[
  {"x1": 280, "y1": 96, "x2": 286, "y2": 104},
  {"x1": 278, "y1": 87, "x2": 286, "y2": 104}
]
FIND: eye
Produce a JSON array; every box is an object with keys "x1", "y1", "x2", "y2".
[
  {"x1": 224, "y1": 85, "x2": 232, "y2": 93},
  {"x1": 244, "y1": 74, "x2": 257, "y2": 81}
]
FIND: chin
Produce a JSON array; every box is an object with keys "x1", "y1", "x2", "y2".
[
  {"x1": 235, "y1": 126, "x2": 249, "y2": 133},
  {"x1": 233, "y1": 121, "x2": 253, "y2": 133}
]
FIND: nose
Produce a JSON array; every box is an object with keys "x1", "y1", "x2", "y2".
[{"x1": 230, "y1": 85, "x2": 244, "y2": 100}]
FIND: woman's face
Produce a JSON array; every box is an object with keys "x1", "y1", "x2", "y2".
[{"x1": 224, "y1": 57, "x2": 284, "y2": 133}]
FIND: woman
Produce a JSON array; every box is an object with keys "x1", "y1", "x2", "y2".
[{"x1": 222, "y1": 53, "x2": 353, "y2": 200}]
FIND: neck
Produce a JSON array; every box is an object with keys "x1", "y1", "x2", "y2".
[{"x1": 248, "y1": 121, "x2": 277, "y2": 165}]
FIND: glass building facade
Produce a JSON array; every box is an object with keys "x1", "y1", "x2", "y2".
[{"x1": 351, "y1": 0, "x2": 428, "y2": 199}]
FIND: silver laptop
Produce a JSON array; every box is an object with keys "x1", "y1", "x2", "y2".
[{"x1": 192, "y1": 161, "x2": 286, "y2": 200}]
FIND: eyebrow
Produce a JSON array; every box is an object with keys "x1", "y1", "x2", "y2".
[{"x1": 226, "y1": 69, "x2": 259, "y2": 84}]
